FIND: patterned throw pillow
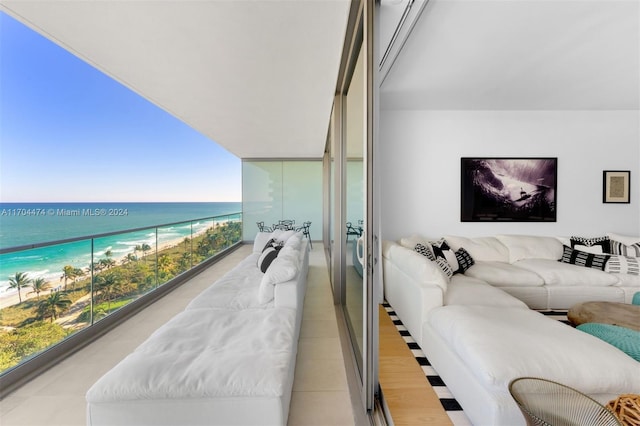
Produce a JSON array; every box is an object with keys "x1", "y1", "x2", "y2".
[
  {"x1": 605, "y1": 255, "x2": 640, "y2": 275},
  {"x1": 258, "y1": 245, "x2": 281, "y2": 272},
  {"x1": 434, "y1": 258, "x2": 454, "y2": 279},
  {"x1": 570, "y1": 236, "x2": 610, "y2": 254},
  {"x1": 609, "y1": 240, "x2": 640, "y2": 257},
  {"x1": 431, "y1": 239, "x2": 460, "y2": 272},
  {"x1": 454, "y1": 247, "x2": 475, "y2": 273},
  {"x1": 559, "y1": 245, "x2": 610, "y2": 271},
  {"x1": 414, "y1": 243, "x2": 436, "y2": 261}
]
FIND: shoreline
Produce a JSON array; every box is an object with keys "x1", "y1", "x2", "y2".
[{"x1": 0, "y1": 225, "x2": 213, "y2": 310}]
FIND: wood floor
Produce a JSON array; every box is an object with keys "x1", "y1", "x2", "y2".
[{"x1": 378, "y1": 305, "x2": 453, "y2": 425}]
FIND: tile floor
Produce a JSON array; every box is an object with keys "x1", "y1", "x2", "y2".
[{"x1": 0, "y1": 244, "x2": 356, "y2": 426}]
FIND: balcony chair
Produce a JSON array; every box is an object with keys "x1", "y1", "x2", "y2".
[
  {"x1": 346, "y1": 222, "x2": 362, "y2": 242},
  {"x1": 278, "y1": 219, "x2": 295, "y2": 230},
  {"x1": 295, "y1": 221, "x2": 312, "y2": 249},
  {"x1": 256, "y1": 221, "x2": 272, "y2": 232}
]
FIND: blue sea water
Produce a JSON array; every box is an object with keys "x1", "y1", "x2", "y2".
[{"x1": 0, "y1": 202, "x2": 241, "y2": 295}]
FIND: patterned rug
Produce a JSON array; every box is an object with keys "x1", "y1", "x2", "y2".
[{"x1": 382, "y1": 301, "x2": 569, "y2": 426}]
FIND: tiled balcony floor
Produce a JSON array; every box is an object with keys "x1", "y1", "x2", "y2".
[{"x1": 0, "y1": 243, "x2": 356, "y2": 426}]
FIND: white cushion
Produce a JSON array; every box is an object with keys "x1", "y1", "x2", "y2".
[
  {"x1": 464, "y1": 261, "x2": 545, "y2": 287},
  {"x1": 445, "y1": 276, "x2": 528, "y2": 308},
  {"x1": 496, "y1": 234, "x2": 563, "y2": 263},
  {"x1": 514, "y1": 259, "x2": 620, "y2": 286},
  {"x1": 613, "y1": 272, "x2": 640, "y2": 287},
  {"x1": 607, "y1": 232, "x2": 640, "y2": 246},
  {"x1": 427, "y1": 305, "x2": 640, "y2": 395},
  {"x1": 258, "y1": 256, "x2": 299, "y2": 304},
  {"x1": 86, "y1": 308, "x2": 297, "y2": 402},
  {"x1": 444, "y1": 235, "x2": 509, "y2": 263}
]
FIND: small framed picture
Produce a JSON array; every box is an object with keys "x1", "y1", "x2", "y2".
[{"x1": 603, "y1": 170, "x2": 630, "y2": 203}]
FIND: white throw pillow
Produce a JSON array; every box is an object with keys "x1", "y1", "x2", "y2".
[
  {"x1": 269, "y1": 229, "x2": 297, "y2": 244},
  {"x1": 284, "y1": 232, "x2": 303, "y2": 249},
  {"x1": 258, "y1": 257, "x2": 299, "y2": 304}
]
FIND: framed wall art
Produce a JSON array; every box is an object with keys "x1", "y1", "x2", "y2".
[
  {"x1": 461, "y1": 157, "x2": 557, "y2": 222},
  {"x1": 603, "y1": 170, "x2": 630, "y2": 203}
]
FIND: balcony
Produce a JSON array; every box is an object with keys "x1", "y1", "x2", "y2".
[{"x1": 0, "y1": 240, "x2": 357, "y2": 425}]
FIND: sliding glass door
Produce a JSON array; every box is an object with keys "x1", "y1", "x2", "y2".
[{"x1": 325, "y1": 0, "x2": 377, "y2": 416}]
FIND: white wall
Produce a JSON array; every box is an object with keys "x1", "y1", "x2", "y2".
[{"x1": 379, "y1": 110, "x2": 639, "y2": 241}]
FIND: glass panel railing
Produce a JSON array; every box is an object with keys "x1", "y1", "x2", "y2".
[
  {"x1": 0, "y1": 212, "x2": 242, "y2": 374},
  {"x1": 0, "y1": 239, "x2": 92, "y2": 368}
]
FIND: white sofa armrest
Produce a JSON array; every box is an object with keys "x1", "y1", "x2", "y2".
[{"x1": 382, "y1": 241, "x2": 447, "y2": 347}]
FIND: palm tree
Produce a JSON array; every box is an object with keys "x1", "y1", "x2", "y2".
[
  {"x1": 99, "y1": 258, "x2": 116, "y2": 270},
  {"x1": 123, "y1": 253, "x2": 137, "y2": 265},
  {"x1": 8, "y1": 272, "x2": 30, "y2": 303},
  {"x1": 93, "y1": 271, "x2": 123, "y2": 312},
  {"x1": 61, "y1": 265, "x2": 79, "y2": 291},
  {"x1": 29, "y1": 277, "x2": 51, "y2": 301},
  {"x1": 157, "y1": 254, "x2": 175, "y2": 279},
  {"x1": 178, "y1": 252, "x2": 191, "y2": 272},
  {"x1": 37, "y1": 291, "x2": 72, "y2": 322},
  {"x1": 141, "y1": 243, "x2": 151, "y2": 261}
]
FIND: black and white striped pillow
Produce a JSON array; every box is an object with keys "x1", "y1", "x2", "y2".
[
  {"x1": 434, "y1": 258, "x2": 454, "y2": 279},
  {"x1": 605, "y1": 255, "x2": 640, "y2": 275},
  {"x1": 609, "y1": 240, "x2": 640, "y2": 257},
  {"x1": 559, "y1": 245, "x2": 610, "y2": 271},
  {"x1": 258, "y1": 245, "x2": 281, "y2": 272}
]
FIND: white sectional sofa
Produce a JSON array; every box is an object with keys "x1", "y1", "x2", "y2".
[
  {"x1": 382, "y1": 233, "x2": 640, "y2": 426},
  {"x1": 86, "y1": 231, "x2": 309, "y2": 426}
]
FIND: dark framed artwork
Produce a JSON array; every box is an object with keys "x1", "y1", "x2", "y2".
[
  {"x1": 603, "y1": 170, "x2": 630, "y2": 203},
  {"x1": 461, "y1": 157, "x2": 557, "y2": 222}
]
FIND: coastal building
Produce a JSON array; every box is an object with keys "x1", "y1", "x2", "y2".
[{"x1": 0, "y1": 1, "x2": 638, "y2": 425}]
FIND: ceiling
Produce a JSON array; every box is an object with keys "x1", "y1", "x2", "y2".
[
  {"x1": 381, "y1": 0, "x2": 640, "y2": 111},
  {"x1": 0, "y1": 0, "x2": 351, "y2": 159}
]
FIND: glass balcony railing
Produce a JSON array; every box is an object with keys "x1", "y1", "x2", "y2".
[{"x1": 0, "y1": 213, "x2": 242, "y2": 375}]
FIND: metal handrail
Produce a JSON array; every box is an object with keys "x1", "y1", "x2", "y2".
[{"x1": 0, "y1": 212, "x2": 242, "y2": 254}]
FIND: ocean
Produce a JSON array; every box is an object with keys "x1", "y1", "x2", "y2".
[{"x1": 0, "y1": 202, "x2": 241, "y2": 296}]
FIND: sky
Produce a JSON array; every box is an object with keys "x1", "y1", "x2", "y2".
[{"x1": 0, "y1": 12, "x2": 241, "y2": 203}]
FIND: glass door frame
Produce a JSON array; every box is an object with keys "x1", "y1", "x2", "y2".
[{"x1": 323, "y1": 0, "x2": 379, "y2": 416}]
